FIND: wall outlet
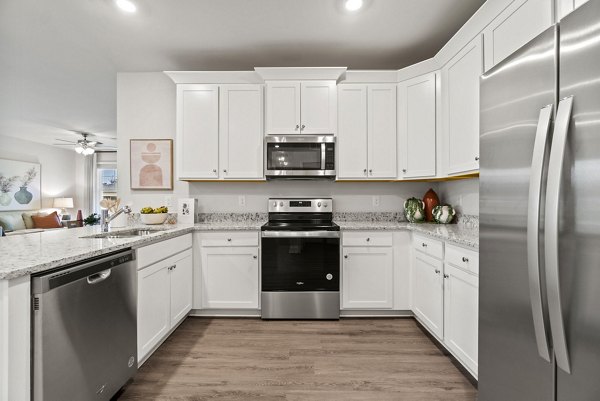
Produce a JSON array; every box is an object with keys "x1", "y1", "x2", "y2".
[
  {"x1": 164, "y1": 196, "x2": 173, "y2": 209},
  {"x1": 372, "y1": 196, "x2": 380, "y2": 207},
  {"x1": 238, "y1": 195, "x2": 246, "y2": 207}
]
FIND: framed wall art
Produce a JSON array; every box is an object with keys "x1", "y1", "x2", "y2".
[
  {"x1": 0, "y1": 159, "x2": 41, "y2": 211},
  {"x1": 130, "y1": 139, "x2": 173, "y2": 190}
]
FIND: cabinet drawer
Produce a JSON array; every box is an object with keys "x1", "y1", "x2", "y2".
[
  {"x1": 199, "y1": 232, "x2": 259, "y2": 247},
  {"x1": 137, "y1": 233, "x2": 192, "y2": 269},
  {"x1": 445, "y1": 243, "x2": 479, "y2": 275},
  {"x1": 413, "y1": 234, "x2": 443, "y2": 260},
  {"x1": 342, "y1": 232, "x2": 393, "y2": 247}
]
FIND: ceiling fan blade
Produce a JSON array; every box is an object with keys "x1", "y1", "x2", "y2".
[
  {"x1": 55, "y1": 138, "x2": 76, "y2": 143},
  {"x1": 53, "y1": 143, "x2": 74, "y2": 146}
]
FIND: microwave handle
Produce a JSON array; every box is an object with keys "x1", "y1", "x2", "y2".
[{"x1": 321, "y1": 143, "x2": 326, "y2": 170}]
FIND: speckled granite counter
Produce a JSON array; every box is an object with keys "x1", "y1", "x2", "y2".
[
  {"x1": 0, "y1": 220, "x2": 265, "y2": 280},
  {"x1": 336, "y1": 221, "x2": 479, "y2": 250}
]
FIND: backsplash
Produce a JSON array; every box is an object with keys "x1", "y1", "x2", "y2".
[
  {"x1": 197, "y1": 212, "x2": 268, "y2": 223},
  {"x1": 455, "y1": 214, "x2": 479, "y2": 229},
  {"x1": 333, "y1": 212, "x2": 406, "y2": 222}
]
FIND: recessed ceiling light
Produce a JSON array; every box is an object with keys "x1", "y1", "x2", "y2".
[
  {"x1": 345, "y1": 0, "x2": 363, "y2": 11},
  {"x1": 115, "y1": 0, "x2": 137, "y2": 13}
]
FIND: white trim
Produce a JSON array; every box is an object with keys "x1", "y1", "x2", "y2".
[
  {"x1": 255, "y1": 67, "x2": 347, "y2": 81},
  {"x1": 164, "y1": 71, "x2": 263, "y2": 84}
]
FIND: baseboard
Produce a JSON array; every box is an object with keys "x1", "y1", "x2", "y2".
[
  {"x1": 189, "y1": 309, "x2": 261, "y2": 317},
  {"x1": 340, "y1": 310, "x2": 413, "y2": 317}
]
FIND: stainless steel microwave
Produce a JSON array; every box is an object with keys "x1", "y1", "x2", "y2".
[{"x1": 264, "y1": 136, "x2": 336, "y2": 179}]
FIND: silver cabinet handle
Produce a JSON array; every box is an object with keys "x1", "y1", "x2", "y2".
[
  {"x1": 167, "y1": 265, "x2": 176, "y2": 271},
  {"x1": 301, "y1": 124, "x2": 305, "y2": 130},
  {"x1": 344, "y1": 255, "x2": 348, "y2": 259},
  {"x1": 253, "y1": 255, "x2": 257, "y2": 259},
  {"x1": 422, "y1": 243, "x2": 427, "y2": 248},
  {"x1": 475, "y1": 156, "x2": 480, "y2": 161},
  {"x1": 434, "y1": 269, "x2": 440, "y2": 274},
  {"x1": 295, "y1": 124, "x2": 300, "y2": 130},
  {"x1": 527, "y1": 104, "x2": 553, "y2": 362},
  {"x1": 212, "y1": 169, "x2": 217, "y2": 173},
  {"x1": 363, "y1": 168, "x2": 367, "y2": 175},
  {"x1": 462, "y1": 257, "x2": 469, "y2": 263},
  {"x1": 545, "y1": 96, "x2": 573, "y2": 374},
  {"x1": 227, "y1": 238, "x2": 232, "y2": 242},
  {"x1": 223, "y1": 169, "x2": 227, "y2": 173},
  {"x1": 443, "y1": 274, "x2": 449, "y2": 279},
  {"x1": 369, "y1": 169, "x2": 373, "y2": 174},
  {"x1": 366, "y1": 238, "x2": 370, "y2": 242},
  {"x1": 402, "y1": 168, "x2": 407, "y2": 173}
]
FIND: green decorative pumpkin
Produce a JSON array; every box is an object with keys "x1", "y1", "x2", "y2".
[
  {"x1": 433, "y1": 204, "x2": 456, "y2": 224},
  {"x1": 404, "y1": 197, "x2": 425, "y2": 223}
]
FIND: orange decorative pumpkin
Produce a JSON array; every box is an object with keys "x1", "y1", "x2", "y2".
[{"x1": 423, "y1": 188, "x2": 440, "y2": 222}]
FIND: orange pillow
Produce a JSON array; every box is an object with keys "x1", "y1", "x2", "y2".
[{"x1": 31, "y1": 211, "x2": 62, "y2": 229}]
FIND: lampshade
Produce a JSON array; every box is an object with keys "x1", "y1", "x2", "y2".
[{"x1": 53, "y1": 197, "x2": 74, "y2": 209}]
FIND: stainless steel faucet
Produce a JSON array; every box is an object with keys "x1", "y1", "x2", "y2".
[{"x1": 101, "y1": 206, "x2": 132, "y2": 232}]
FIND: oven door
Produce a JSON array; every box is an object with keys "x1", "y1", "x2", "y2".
[
  {"x1": 264, "y1": 136, "x2": 335, "y2": 177},
  {"x1": 261, "y1": 231, "x2": 340, "y2": 291}
]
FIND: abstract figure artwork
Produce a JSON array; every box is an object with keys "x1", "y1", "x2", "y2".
[{"x1": 130, "y1": 139, "x2": 173, "y2": 190}]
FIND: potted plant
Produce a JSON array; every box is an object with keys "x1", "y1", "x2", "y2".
[
  {"x1": 83, "y1": 213, "x2": 101, "y2": 226},
  {"x1": 0, "y1": 174, "x2": 18, "y2": 206}
]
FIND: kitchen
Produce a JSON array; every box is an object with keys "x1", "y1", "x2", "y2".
[{"x1": 1, "y1": 0, "x2": 598, "y2": 400}]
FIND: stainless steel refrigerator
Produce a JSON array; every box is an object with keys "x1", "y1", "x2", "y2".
[{"x1": 479, "y1": 1, "x2": 600, "y2": 399}]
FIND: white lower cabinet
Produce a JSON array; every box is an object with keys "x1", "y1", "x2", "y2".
[
  {"x1": 342, "y1": 246, "x2": 393, "y2": 309},
  {"x1": 201, "y1": 247, "x2": 259, "y2": 309},
  {"x1": 443, "y1": 264, "x2": 479, "y2": 376},
  {"x1": 137, "y1": 247, "x2": 193, "y2": 363},
  {"x1": 412, "y1": 250, "x2": 444, "y2": 338}
]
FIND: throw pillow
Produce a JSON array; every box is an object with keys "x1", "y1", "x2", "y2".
[
  {"x1": 31, "y1": 211, "x2": 62, "y2": 229},
  {"x1": 0, "y1": 213, "x2": 27, "y2": 232}
]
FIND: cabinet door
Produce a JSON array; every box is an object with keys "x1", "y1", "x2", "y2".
[
  {"x1": 176, "y1": 84, "x2": 219, "y2": 179},
  {"x1": 398, "y1": 73, "x2": 437, "y2": 178},
  {"x1": 342, "y1": 247, "x2": 393, "y2": 309},
  {"x1": 367, "y1": 84, "x2": 397, "y2": 178},
  {"x1": 444, "y1": 264, "x2": 479, "y2": 376},
  {"x1": 300, "y1": 81, "x2": 337, "y2": 134},
  {"x1": 169, "y1": 252, "x2": 193, "y2": 328},
  {"x1": 265, "y1": 81, "x2": 300, "y2": 135},
  {"x1": 337, "y1": 85, "x2": 368, "y2": 179},
  {"x1": 138, "y1": 262, "x2": 170, "y2": 361},
  {"x1": 412, "y1": 251, "x2": 444, "y2": 338},
  {"x1": 201, "y1": 246, "x2": 259, "y2": 309},
  {"x1": 483, "y1": 0, "x2": 553, "y2": 71},
  {"x1": 219, "y1": 85, "x2": 264, "y2": 179},
  {"x1": 443, "y1": 36, "x2": 483, "y2": 175}
]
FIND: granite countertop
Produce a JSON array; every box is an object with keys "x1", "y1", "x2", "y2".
[
  {"x1": 0, "y1": 221, "x2": 265, "y2": 280},
  {"x1": 336, "y1": 221, "x2": 479, "y2": 250},
  {"x1": 1, "y1": 215, "x2": 477, "y2": 280}
]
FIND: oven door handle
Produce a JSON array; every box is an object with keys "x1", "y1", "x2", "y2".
[{"x1": 262, "y1": 231, "x2": 340, "y2": 238}]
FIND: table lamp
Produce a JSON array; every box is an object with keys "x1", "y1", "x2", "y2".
[{"x1": 54, "y1": 197, "x2": 74, "y2": 220}]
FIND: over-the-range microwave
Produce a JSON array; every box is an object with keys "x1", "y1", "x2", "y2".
[{"x1": 264, "y1": 135, "x2": 335, "y2": 179}]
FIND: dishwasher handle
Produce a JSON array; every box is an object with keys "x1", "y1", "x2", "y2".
[{"x1": 87, "y1": 269, "x2": 112, "y2": 285}]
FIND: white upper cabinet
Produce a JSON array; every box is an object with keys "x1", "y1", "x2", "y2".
[
  {"x1": 483, "y1": 0, "x2": 554, "y2": 72},
  {"x1": 176, "y1": 84, "x2": 264, "y2": 180},
  {"x1": 176, "y1": 84, "x2": 219, "y2": 179},
  {"x1": 337, "y1": 85, "x2": 368, "y2": 178},
  {"x1": 265, "y1": 80, "x2": 336, "y2": 135},
  {"x1": 300, "y1": 81, "x2": 337, "y2": 134},
  {"x1": 442, "y1": 35, "x2": 483, "y2": 175},
  {"x1": 337, "y1": 84, "x2": 396, "y2": 179},
  {"x1": 219, "y1": 85, "x2": 264, "y2": 179},
  {"x1": 398, "y1": 73, "x2": 437, "y2": 179},
  {"x1": 557, "y1": 0, "x2": 589, "y2": 20},
  {"x1": 367, "y1": 84, "x2": 397, "y2": 178},
  {"x1": 265, "y1": 81, "x2": 301, "y2": 135}
]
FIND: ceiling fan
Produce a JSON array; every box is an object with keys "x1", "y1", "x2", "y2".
[{"x1": 53, "y1": 132, "x2": 116, "y2": 155}]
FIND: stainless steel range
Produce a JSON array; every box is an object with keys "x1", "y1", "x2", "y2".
[{"x1": 261, "y1": 198, "x2": 340, "y2": 319}]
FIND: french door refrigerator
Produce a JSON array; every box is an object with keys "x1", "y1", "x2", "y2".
[{"x1": 479, "y1": 0, "x2": 600, "y2": 399}]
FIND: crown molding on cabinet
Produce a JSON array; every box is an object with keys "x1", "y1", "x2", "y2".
[
  {"x1": 340, "y1": 70, "x2": 400, "y2": 83},
  {"x1": 164, "y1": 71, "x2": 264, "y2": 84},
  {"x1": 254, "y1": 67, "x2": 347, "y2": 81}
]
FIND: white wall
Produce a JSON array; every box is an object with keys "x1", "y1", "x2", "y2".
[
  {"x1": 436, "y1": 178, "x2": 479, "y2": 216},
  {"x1": 189, "y1": 181, "x2": 431, "y2": 213},
  {"x1": 0, "y1": 134, "x2": 83, "y2": 210},
  {"x1": 116, "y1": 72, "x2": 189, "y2": 210}
]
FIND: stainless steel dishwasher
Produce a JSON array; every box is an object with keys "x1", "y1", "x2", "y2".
[{"x1": 32, "y1": 249, "x2": 137, "y2": 401}]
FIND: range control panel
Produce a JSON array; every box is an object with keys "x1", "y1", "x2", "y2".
[{"x1": 268, "y1": 198, "x2": 333, "y2": 213}]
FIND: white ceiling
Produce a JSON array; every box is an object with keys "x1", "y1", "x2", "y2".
[{"x1": 0, "y1": 0, "x2": 484, "y2": 148}]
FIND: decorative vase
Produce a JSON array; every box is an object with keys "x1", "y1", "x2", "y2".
[
  {"x1": 14, "y1": 186, "x2": 33, "y2": 205},
  {"x1": 433, "y1": 205, "x2": 456, "y2": 224},
  {"x1": 0, "y1": 192, "x2": 11, "y2": 206},
  {"x1": 404, "y1": 197, "x2": 425, "y2": 223},
  {"x1": 423, "y1": 188, "x2": 440, "y2": 222}
]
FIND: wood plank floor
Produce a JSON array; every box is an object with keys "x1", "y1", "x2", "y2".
[{"x1": 118, "y1": 317, "x2": 477, "y2": 401}]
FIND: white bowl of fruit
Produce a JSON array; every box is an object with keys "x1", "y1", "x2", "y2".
[{"x1": 140, "y1": 206, "x2": 169, "y2": 225}]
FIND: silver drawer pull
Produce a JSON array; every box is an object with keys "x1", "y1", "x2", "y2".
[
  {"x1": 227, "y1": 238, "x2": 232, "y2": 242},
  {"x1": 422, "y1": 243, "x2": 427, "y2": 247},
  {"x1": 253, "y1": 255, "x2": 257, "y2": 259},
  {"x1": 434, "y1": 269, "x2": 440, "y2": 274},
  {"x1": 366, "y1": 238, "x2": 370, "y2": 242},
  {"x1": 444, "y1": 274, "x2": 449, "y2": 279},
  {"x1": 344, "y1": 255, "x2": 348, "y2": 259},
  {"x1": 462, "y1": 257, "x2": 469, "y2": 262}
]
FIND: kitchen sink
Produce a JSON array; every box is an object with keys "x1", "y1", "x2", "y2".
[{"x1": 84, "y1": 228, "x2": 167, "y2": 239}]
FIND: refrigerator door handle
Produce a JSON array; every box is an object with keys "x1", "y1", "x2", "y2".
[
  {"x1": 527, "y1": 104, "x2": 553, "y2": 362},
  {"x1": 545, "y1": 95, "x2": 574, "y2": 374}
]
